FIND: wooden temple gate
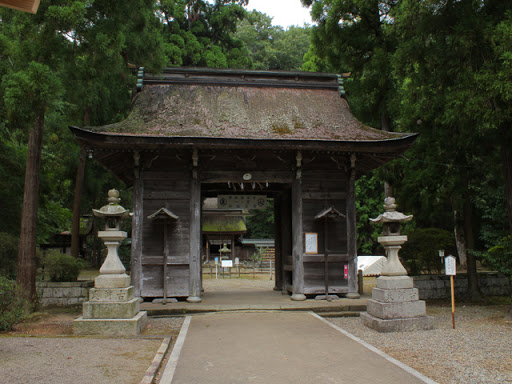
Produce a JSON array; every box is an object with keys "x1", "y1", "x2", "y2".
[{"x1": 71, "y1": 67, "x2": 416, "y2": 302}]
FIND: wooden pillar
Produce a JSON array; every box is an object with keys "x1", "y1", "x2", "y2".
[
  {"x1": 206, "y1": 236, "x2": 210, "y2": 264},
  {"x1": 346, "y1": 153, "x2": 360, "y2": 298},
  {"x1": 231, "y1": 234, "x2": 236, "y2": 261},
  {"x1": 188, "y1": 150, "x2": 202, "y2": 303},
  {"x1": 291, "y1": 164, "x2": 306, "y2": 301},
  {"x1": 131, "y1": 152, "x2": 144, "y2": 297},
  {"x1": 281, "y1": 189, "x2": 292, "y2": 291},
  {"x1": 274, "y1": 195, "x2": 283, "y2": 290}
]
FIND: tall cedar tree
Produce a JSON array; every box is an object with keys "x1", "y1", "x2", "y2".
[
  {"x1": 391, "y1": 0, "x2": 512, "y2": 304},
  {"x1": 0, "y1": 1, "x2": 168, "y2": 306}
]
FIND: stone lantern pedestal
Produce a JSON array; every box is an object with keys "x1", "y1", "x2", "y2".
[
  {"x1": 74, "y1": 190, "x2": 147, "y2": 336},
  {"x1": 360, "y1": 198, "x2": 433, "y2": 332}
]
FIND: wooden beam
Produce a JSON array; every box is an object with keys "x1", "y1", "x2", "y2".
[
  {"x1": 200, "y1": 170, "x2": 293, "y2": 183},
  {"x1": 163, "y1": 223, "x2": 169, "y2": 303},
  {"x1": 131, "y1": 152, "x2": 143, "y2": 296},
  {"x1": 346, "y1": 154, "x2": 359, "y2": 297},
  {"x1": 291, "y1": 176, "x2": 306, "y2": 301},
  {"x1": 0, "y1": 0, "x2": 40, "y2": 14},
  {"x1": 274, "y1": 195, "x2": 283, "y2": 291},
  {"x1": 187, "y1": 170, "x2": 202, "y2": 303}
]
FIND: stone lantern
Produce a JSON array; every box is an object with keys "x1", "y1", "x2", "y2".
[
  {"x1": 74, "y1": 189, "x2": 147, "y2": 336},
  {"x1": 369, "y1": 197, "x2": 412, "y2": 276},
  {"x1": 360, "y1": 197, "x2": 433, "y2": 332},
  {"x1": 92, "y1": 189, "x2": 132, "y2": 288}
]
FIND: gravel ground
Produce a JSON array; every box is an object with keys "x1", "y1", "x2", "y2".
[
  {"x1": 0, "y1": 316, "x2": 185, "y2": 384},
  {"x1": 327, "y1": 305, "x2": 512, "y2": 384},
  {"x1": 0, "y1": 338, "x2": 162, "y2": 384}
]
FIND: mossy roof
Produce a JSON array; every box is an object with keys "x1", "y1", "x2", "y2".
[
  {"x1": 80, "y1": 67, "x2": 415, "y2": 143},
  {"x1": 202, "y1": 214, "x2": 247, "y2": 234}
]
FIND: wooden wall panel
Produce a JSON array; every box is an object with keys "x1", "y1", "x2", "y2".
[
  {"x1": 141, "y1": 169, "x2": 192, "y2": 298},
  {"x1": 141, "y1": 265, "x2": 190, "y2": 297}
]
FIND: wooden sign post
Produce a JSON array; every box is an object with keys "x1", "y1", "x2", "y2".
[{"x1": 444, "y1": 255, "x2": 456, "y2": 329}]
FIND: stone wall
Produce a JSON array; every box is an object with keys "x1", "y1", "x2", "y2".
[
  {"x1": 36, "y1": 281, "x2": 93, "y2": 307},
  {"x1": 413, "y1": 273, "x2": 511, "y2": 300}
]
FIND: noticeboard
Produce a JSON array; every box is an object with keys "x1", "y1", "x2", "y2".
[
  {"x1": 305, "y1": 233, "x2": 318, "y2": 254},
  {"x1": 444, "y1": 255, "x2": 456, "y2": 276}
]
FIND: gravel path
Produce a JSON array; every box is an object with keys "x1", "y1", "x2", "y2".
[{"x1": 328, "y1": 305, "x2": 512, "y2": 384}]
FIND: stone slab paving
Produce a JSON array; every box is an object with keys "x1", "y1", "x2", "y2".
[
  {"x1": 142, "y1": 279, "x2": 368, "y2": 315},
  {"x1": 161, "y1": 312, "x2": 436, "y2": 384}
]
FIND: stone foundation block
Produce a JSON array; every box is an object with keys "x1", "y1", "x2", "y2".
[
  {"x1": 366, "y1": 299, "x2": 426, "y2": 319},
  {"x1": 361, "y1": 312, "x2": 434, "y2": 332},
  {"x1": 82, "y1": 297, "x2": 140, "y2": 319},
  {"x1": 376, "y1": 276, "x2": 414, "y2": 290},
  {"x1": 94, "y1": 274, "x2": 131, "y2": 289},
  {"x1": 74, "y1": 311, "x2": 148, "y2": 336},
  {"x1": 89, "y1": 286, "x2": 135, "y2": 302},
  {"x1": 372, "y1": 287, "x2": 419, "y2": 303}
]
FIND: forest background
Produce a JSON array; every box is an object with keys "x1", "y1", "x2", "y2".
[{"x1": 0, "y1": 0, "x2": 511, "y2": 307}]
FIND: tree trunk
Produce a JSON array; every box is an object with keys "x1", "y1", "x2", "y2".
[
  {"x1": 453, "y1": 210, "x2": 467, "y2": 267},
  {"x1": 463, "y1": 198, "x2": 482, "y2": 302},
  {"x1": 381, "y1": 110, "x2": 394, "y2": 198},
  {"x1": 71, "y1": 146, "x2": 87, "y2": 258},
  {"x1": 16, "y1": 110, "x2": 45, "y2": 308},
  {"x1": 502, "y1": 146, "x2": 512, "y2": 242},
  {"x1": 501, "y1": 145, "x2": 512, "y2": 319}
]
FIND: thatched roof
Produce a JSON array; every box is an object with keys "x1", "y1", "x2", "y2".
[
  {"x1": 70, "y1": 67, "x2": 417, "y2": 184},
  {"x1": 80, "y1": 67, "x2": 412, "y2": 143}
]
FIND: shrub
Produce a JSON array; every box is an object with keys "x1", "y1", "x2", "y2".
[
  {"x1": 484, "y1": 236, "x2": 512, "y2": 279},
  {"x1": 0, "y1": 277, "x2": 27, "y2": 331},
  {"x1": 0, "y1": 232, "x2": 19, "y2": 279},
  {"x1": 44, "y1": 250, "x2": 86, "y2": 282},
  {"x1": 400, "y1": 228, "x2": 456, "y2": 275}
]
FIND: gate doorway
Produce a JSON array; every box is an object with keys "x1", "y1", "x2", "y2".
[{"x1": 200, "y1": 182, "x2": 292, "y2": 299}]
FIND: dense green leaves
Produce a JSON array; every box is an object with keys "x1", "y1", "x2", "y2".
[
  {"x1": 235, "y1": 10, "x2": 312, "y2": 70},
  {"x1": 245, "y1": 200, "x2": 275, "y2": 239},
  {"x1": 158, "y1": 0, "x2": 252, "y2": 68}
]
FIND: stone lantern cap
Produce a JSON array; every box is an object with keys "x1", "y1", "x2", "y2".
[
  {"x1": 92, "y1": 189, "x2": 131, "y2": 219},
  {"x1": 370, "y1": 197, "x2": 412, "y2": 236}
]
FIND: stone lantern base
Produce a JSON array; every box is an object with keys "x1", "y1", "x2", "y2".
[
  {"x1": 74, "y1": 276, "x2": 148, "y2": 336},
  {"x1": 360, "y1": 276, "x2": 433, "y2": 332}
]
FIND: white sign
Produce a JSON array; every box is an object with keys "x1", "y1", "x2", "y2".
[
  {"x1": 221, "y1": 260, "x2": 233, "y2": 268},
  {"x1": 218, "y1": 195, "x2": 267, "y2": 210},
  {"x1": 305, "y1": 233, "x2": 318, "y2": 254},
  {"x1": 445, "y1": 255, "x2": 456, "y2": 276}
]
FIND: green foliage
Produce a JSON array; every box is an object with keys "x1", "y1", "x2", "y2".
[
  {"x1": 484, "y1": 237, "x2": 512, "y2": 279},
  {"x1": 250, "y1": 248, "x2": 263, "y2": 265},
  {"x1": 234, "y1": 10, "x2": 312, "y2": 70},
  {"x1": 44, "y1": 250, "x2": 86, "y2": 282},
  {"x1": 0, "y1": 232, "x2": 19, "y2": 279},
  {"x1": 0, "y1": 127, "x2": 25, "y2": 235},
  {"x1": 158, "y1": 0, "x2": 252, "y2": 68},
  {"x1": 245, "y1": 200, "x2": 274, "y2": 239},
  {"x1": 400, "y1": 228, "x2": 456, "y2": 276},
  {"x1": 305, "y1": 0, "x2": 397, "y2": 128},
  {"x1": 0, "y1": 277, "x2": 27, "y2": 331},
  {"x1": 355, "y1": 174, "x2": 384, "y2": 255}
]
